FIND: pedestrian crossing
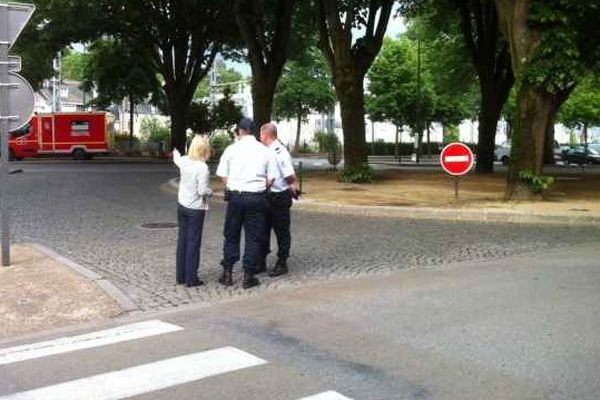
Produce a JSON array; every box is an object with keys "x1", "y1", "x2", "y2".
[
  {"x1": 0, "y1": 320, "x2": 354, "y2": 400},
  {"x1": 0, "y1": 320, "x2": 182, "y2": 366}
]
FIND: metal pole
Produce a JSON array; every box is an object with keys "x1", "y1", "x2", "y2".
[
  {"x1": 0, "y1": 5, "x2": 10, "y2": 266},
  {"x1": 454, "y1": 176, "x2": 459, "y2": 203},
  {"x1": 415, "y1": 34, "x2": 421, "y2": 165},
  {"x1": 371, "y1": 120, "x2": 374, "y2": 155},
  {"x1": 299, "y1": 161, "x2": 304, "y2": 194}
]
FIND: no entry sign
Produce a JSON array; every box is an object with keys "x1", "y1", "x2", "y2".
[{"x1": 440, "y1": 143, "x2": 474, "y2": 176}]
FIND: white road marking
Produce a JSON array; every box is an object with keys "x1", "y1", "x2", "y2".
[
  {"x1": 444, "y1": 155, "x2": 470, "y2": 163},
  {"x1": 0, "y1": 347, "x2": 267, "y2": 400},
  {"x1": 0, "y1": 320, "x2": 182, "y2": 366},
  {"x1": 297, "y1": 391, "x2": 354, "y2": 400}
]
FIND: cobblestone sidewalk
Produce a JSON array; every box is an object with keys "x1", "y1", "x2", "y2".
[{"x1": 8, "y1": 163, "x2": 600, "y2": 312}]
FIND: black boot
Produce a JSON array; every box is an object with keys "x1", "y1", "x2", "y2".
[
  {"x1": 218, "y1": 270, "x2": 233, "y2": 286},
  {"x1": 255, "y1": 260, "x2": 267, "y2": 274},
  {"x1": 242, "y1": 271, "x2": 260, "y2": 289},
  {"x1": 186, "y1": 278, "x2": 204, "y2": 287},
  {"x1": 268, "y1": 258, "x2": 288, "y2": 277}
]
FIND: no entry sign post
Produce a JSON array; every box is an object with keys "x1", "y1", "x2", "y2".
[
  {"x1": 440, "y1": 142, "x2": 474, "y2": 203},
  {"x1": 0, "y1": 2, "x2": 36, "y2": 266}
]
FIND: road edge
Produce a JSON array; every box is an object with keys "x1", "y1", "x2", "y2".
[{"x1": 29, "y1": 243, "x2": 139, "y2": 313}]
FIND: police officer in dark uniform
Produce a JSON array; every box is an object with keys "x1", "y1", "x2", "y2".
[
  {"x1": 216, "y1": 118, "x2": 277, "y2": 289},
  {"x1": 258, "y1": 123, "x2": 298, "y2": 277}
]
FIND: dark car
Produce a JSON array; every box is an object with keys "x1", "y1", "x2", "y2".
[{"x1": 562, "y1": 146, "x2": 600, "y2": 165}]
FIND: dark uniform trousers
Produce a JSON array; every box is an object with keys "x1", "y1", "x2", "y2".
[
  {"x1": 176, "y1": 205, "x2": 206, "y2": 285},
  {"x1": 261, "y1": 189, "x2": 292, "y2": 262},
  {"x1": 222, "y1": 192, "x2": 269, "y2": 273}
]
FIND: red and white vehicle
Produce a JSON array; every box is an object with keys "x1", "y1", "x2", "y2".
[{"x1": 9, "y1": 112, "x2": 110, "y2": 160}]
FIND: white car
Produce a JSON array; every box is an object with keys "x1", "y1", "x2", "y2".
[{"x1": 495, "y1": 141, "x2": 511, "y2": 166}]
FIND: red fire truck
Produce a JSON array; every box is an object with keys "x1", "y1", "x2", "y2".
[{"x1": 9, "y1": 112, "x2": 110, "y2": 160}]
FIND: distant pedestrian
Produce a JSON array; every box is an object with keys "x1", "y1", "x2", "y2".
[
  {"x1": 173, "y1": 135, "x2": 213, "y2": 287},
  {"x1": 216, "y1": 118, "x2": 277, "y2": 289},
  {"x1": 258, "y1": 123, "x2": 297, "y2": 277}
]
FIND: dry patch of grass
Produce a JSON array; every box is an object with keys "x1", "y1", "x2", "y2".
[{"x1": 299, "y1": 169, "x2": 600, "y2": 214}]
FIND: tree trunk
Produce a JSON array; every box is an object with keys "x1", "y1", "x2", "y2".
[
  {"x1": 167, "y1": 88, "x2": 190, "y2": 153},
  {"x1": 394, "y1": 125, "x2": 399, "y2": 158},
  {"x1": 495, "y1": 0, "x2": 549, "y2": 199},
  {"x1": 544, "y1": 123, "x2": 556, "y2": 165},
  {"x1": 456, "y1": 0, "x2": 514, "y2": 174},
  {"x1": 316, "y1": 0, "x2": 393, "y2": 171},
  {"x1": 129, "y1": 97, "x2": 135, "y2": 153},
  {"x1": 235, "y1": 0, "x2": 295, "y2": 136},
  {"x1": 506, "y1": 84, "x2": 554, "y2": 199},
  {"x1": 294, "y1": 112, "x2": 302, "y2": 153},
  {"x1": 476, "y1": 85, "x2": 504, "y2": 173},
  {"x1": 336, "y1": 76, "x2": 367, "y2": 168},
  {"x1": 251, "y1": 73, "x2": 277, "y2": 134}
]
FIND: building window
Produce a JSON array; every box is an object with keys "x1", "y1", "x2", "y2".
[{"x1": 71, "y1": 121, "x2": 90, "y2": 136}]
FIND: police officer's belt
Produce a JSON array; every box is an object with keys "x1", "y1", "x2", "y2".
[{"x1": 229, "y1": 190, "x2": 266, "y2": 196}]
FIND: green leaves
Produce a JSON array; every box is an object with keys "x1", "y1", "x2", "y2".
[
  {"x1": 82, "y1": 38, "x2": 159, "y2": 109},
  {"x1": 340, "y1": 165, "x2": 375, "y2": 183},
  {"x1": 518, "y1": 169, "x2": 555, "y2": 193},
  {"x1": 61, "y1": 49, "x2": 88, "y2": 81},
  {"x1": 188, "y1": 88, "x2": 243, "y2": 135},
  {"x1": 558, "y1": 74, "x2": 600, "y2": 129},
  {"x1": 273, "y1": 49, "x2": 336, "y2": 122},
  {"x1": 367, "y1": 22, "x2": 478, "y2": 133},
  {"x1": 524, "y1": 0, "x2": 600, "y2": 94}
]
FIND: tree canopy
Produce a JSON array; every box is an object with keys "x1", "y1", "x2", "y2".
[
  {"x1": 559, "y1": 74, "x2": 600, "y2": 132},
  {"x1": 82, "y1": 39, "x2": 159, "y2": 110},
  {"x1": 274, "y1": 49, "x2": 336, "y2": 151}
]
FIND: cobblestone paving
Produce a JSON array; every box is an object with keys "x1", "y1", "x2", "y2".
[{"x1": 6, "y1": 163, "x2": 600, "y2": 311}]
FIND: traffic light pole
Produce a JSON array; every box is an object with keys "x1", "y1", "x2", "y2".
[{"x1": 1, "y1": 4, "x2": 11, "y2": 266}]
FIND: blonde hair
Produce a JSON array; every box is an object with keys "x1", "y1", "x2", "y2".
[{"x1": 187, "y1": 135, "x2": 211, "y2": 161}]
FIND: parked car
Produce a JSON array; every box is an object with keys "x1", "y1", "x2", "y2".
[
  {"x1": 562, "y1": 146, "x2": 600, "y2": 165},
  {"x1": 495, "y1": 140, "x2": 565, "y2": 165},
  {"x1": 494, "y1": 141, "x2": 511, "y2": 165}
]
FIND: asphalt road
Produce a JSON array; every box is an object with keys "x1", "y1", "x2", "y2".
[
  {"x1": 0, "y1": 243, "x2": 598, "y2": 399},
  {"x1": 2, "y1": 161, "x2": 599, "y2": 312}
]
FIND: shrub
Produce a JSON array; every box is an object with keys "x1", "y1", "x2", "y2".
[
  {"x1": 210, "y1": 132, "x2": 232, "y2": 161},
  {"x1": 113, "y1": 133, "x2": 141, "y2": 155},
  {"x1": 518, "y1": 169, "x2": 554, "y2": 194},
  {"x1": 319, "y1": 132, "x2": 342, "y2": 168},
  {"x1": 443, "y1": 125, "x2": 460, "y2": 144},
  {"x1": 140, "y1": 117, "x2": 170, "y2": 144},
  {"x1": 340, "y1": 165, "x2": 375, "y2": 183},
  {"x1": 313, "y1": 130, "x2": 330, "y2": 153},
  {"x1": 295, "y1": 140, "x2": 316, "y2": 154}
]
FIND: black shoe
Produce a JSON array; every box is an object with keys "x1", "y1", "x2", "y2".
[
  {"x1": 242, "y1": 272, "x2": 260, "y2": 289},
  {"x1": 268, "y1": 259, "x2": 288, "y2": 277},
  {"x1": 255, "y1": 261, "x2": 267, "y2": 274},
  {"x1": 218, "y1": 270, "x2": 233, "y2": 286},
  {"x1": 186, "y1": 279, "x2": 204, "y2": 287}
]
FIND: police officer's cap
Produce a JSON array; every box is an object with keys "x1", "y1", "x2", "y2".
[{"x1": 237, "y1": 117, "x2": 255, "y2": 132}]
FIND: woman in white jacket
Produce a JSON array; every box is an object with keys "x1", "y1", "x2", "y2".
[{"x1": 173, "y1": 135, "x2": 213, "y2": 287}]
